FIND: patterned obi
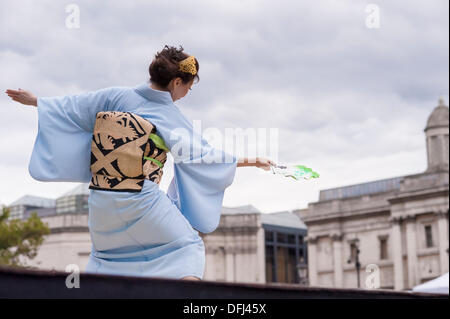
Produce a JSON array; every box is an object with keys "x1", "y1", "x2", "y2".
[{"x1": 88, "y1": 111, "x2": 169, "y2": 192}]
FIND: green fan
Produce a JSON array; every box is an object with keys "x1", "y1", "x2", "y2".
[{"x1": 270, "y1": 164, "x2": 320, "y2": 180}]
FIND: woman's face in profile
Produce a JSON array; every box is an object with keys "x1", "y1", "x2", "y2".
[{"x1": 170, "y1": 78, "x2": 194, "y2": 102}]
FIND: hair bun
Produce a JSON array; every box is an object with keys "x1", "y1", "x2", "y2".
[{"x1": 148, "y1": 45, "x2": 200, "y2": 88}]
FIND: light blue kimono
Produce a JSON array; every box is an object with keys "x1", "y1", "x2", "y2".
[{"x1": 28, "y1": 82, "x2": 238, "y2": 279}]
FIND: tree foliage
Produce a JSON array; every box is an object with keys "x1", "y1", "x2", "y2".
[{"x1": 0, "y1": 206, "x2": 50, "y2": 269}]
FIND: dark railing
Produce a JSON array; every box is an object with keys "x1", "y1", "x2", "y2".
[{"x1": 0, "y1": 265, "x2": 445, "y2": 299}]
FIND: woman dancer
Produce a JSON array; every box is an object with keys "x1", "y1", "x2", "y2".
[{"x1": 6, "y1": 45, "x2": 274, "y2": 281}]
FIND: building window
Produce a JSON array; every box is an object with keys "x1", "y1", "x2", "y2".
[
  {"x1": 265, "y1": 245, "x2": 274, "y2": 282},
  {"x1": 276, "y1": 246, "x2": 288, "y2": 282},
  {"x1": 287, "y1": 247, "x2": 297, "y2": 283},
  {"x1": 287, "y1": 234, "x2": 295, "y2": 244},
  {"x1": 277, "y1": 233, "x2": 287, "y2": 243},
  {"x1": 379, "y1": 237, "x2": 388, "y2": 260},
  {"x1": 265, "y1": 230, "x2": 274, "y2": 242},
  {"x1": 425, "y1": 225, "x2": 434, "y2": 248},
  {"x1": 8, "y1": 206, "x2": 23, "y2": 220},
  {"x1": 264, "y1": 228, "x2": 306, "y2": 284},
  {"x1": 274, "y1": 247, "x2": 297, "y2": 283},
  {"x1": 350, "y1": 243, "x2": 358, "y2": 261},
  {"x1": 298, "y1": 247, "x2": 304, "y2": 259}
]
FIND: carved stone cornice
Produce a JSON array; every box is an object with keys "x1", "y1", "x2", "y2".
[
  {"x1": 305, "y1": 235, "x2": 318, "y2": 245},
  {"x1": 436, "y1": 209, "x2": 449, "y2": 219},
  {"x1": 330, "y1": 232, "x2": 343, "y2": 242},
  {"x1": 388, "y1": 187, "x2": 449, "y2": 204},
  {"x1": 301, "y1": 207, "x2": 390, "y2": 225},
  {"x1": 205, "y1": 246, "x2": 258, "y2": 255},
  {"x1": 213, "y1": 226, "x2": 259, "y2": 235},
  {"x1": 388, "y1": 216, "x2": 403, "y2": 225},
  {"x1": 404, "y1": 214, "x2": 417, "y2": 223},
  {"x1": 377, "y1": 234, "x2": 389, "y2": 240}
]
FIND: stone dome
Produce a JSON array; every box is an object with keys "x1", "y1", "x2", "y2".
[{"x1": 425, "y1": 97, "x2": 449, "y2": 131}]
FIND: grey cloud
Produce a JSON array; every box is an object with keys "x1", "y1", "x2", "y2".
[{"x1": 0, "y1": 0, "x2": 448, "y2": 211}]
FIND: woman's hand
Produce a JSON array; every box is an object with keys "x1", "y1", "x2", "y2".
[
  {"x1": 255, "y1": 157, "x2": 276, "y2": 171},
  {"x1": 5, "y1": 88, "x2": 38, "y2": 107},
  {"x1": 237, "y1": 157, "x2": 276, "y2": 171}
]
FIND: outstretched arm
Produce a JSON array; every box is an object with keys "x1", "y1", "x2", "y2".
[
  {"x1": 237, "y1": 157, "x2": 275, "y2": 171},
  {"x1": 5, "y1": 88, "x2": 37, "y2": 107},
  {"x1": 10, "y1": 86, "x2": 121, "y2": 182}
]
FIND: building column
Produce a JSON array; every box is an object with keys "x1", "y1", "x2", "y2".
[
  {"x1": 391, "y1": 216, "x2": 404, "y2": 290},
  {"x1": 256, "y1": 225, "x2": 266, "y2": 283},
  {"x1": 331, "y1": 233, "x2": 344, "y2": 288},
  {"x1": 204, "y1": 247, "x2": 214, "y2": 280},
  {"x1": 306, "y1": 235, "x2": 318, "y2": 286},
  {"x1": 225, "y1": 247, "x2": 235, "y2": 282},
  {"x1": 437, "y1": 210, "x2": 449, "y2": 274},
  {"x1": 405, "y1": 215, "x2": 418, "y2": 288}
]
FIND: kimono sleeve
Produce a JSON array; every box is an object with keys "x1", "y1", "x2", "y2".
[
  {"x1": 165, "y1": 115, "x2": 238, "y2": 234},
  {"x1": 28, "y1": 87, "x2": 119, "y2": 182}
]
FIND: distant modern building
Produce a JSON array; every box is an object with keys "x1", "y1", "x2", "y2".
[
  {"x1": 54, "y1": 184, "x2": 89, "y2": 215},
  {"x1": 295, "y1": 98, "x2": 449, "y2": 291},
  {"x1": 7, "y1": 195, "x2": 56, "y2": 220},
  {"x1": 6, "y1": 187, "x2": 307, "y2": 284}
]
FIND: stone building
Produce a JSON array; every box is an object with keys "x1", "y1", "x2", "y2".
[
  {"x1": 202, "y1": 205, "x2": 307, "y2": 284},
  {"x1": 295, "y1": 98, "x2": 449, "y2": 290},
  {"x1": 6, "y1": 186, "x2": 307, "y2": 284}
]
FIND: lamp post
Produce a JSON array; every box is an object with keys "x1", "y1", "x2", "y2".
[
  {"x1": 296, "y1": 262, "x2": 308, "y2": 286},
  {"x1": 347, "y1": 238, "x2": 361, "y2": 288}
]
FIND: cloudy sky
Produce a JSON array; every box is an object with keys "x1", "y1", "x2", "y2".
[{"x1": 0, "y1": 0, "x2": 448, "y2": 213}]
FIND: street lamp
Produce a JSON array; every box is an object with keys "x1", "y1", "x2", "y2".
[
  {"x1": 296, "y1": 262, "x2": 308, "y2": 286},
  {"x1": 347, "y1": 238, "x2": 361, "y2": 288}
]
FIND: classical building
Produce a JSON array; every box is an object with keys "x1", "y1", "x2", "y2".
[
  {"x1": 5, "y1": 186, "x2": 307, "y2": 284},
  {"x1": 202, "y1": 205, "x2": 307, "y2": 284},
  {"x1": 295, "y1": 98, "x2": 449, "y2": 290}
]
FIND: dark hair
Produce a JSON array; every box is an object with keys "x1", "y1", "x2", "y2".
[{"x1": 149, "y1": 45, "x2": 200, "y2": 88}]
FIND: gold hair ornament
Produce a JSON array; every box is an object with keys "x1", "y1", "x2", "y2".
[{"x1": 178, "y1": 55, "x2": 197, "y2": 75}]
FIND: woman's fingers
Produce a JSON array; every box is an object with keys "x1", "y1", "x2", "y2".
[
  {"x1": 6, "y1": 91, "x2": 24, "y2": 100},
  {"x1": 6, "y1": 89, "x2": 21, "y2": 95},
  {"x1": 7, "y1": 94, "x2": 21, "y2": 99},
  {"x1": 5, "y1": 88, "x2": 37, "y2": 106},
  {"x1": 258, "y1": 158, "x2": 272, "y2": 171},
  {"x1": 6, "y1": 92, "x2": 21, "y2": 99},
  {"x1": 262, "y1": 158, "x2": 276, "y2": 171},
  {"x1": 6, "y1": 89, "x2": 28, "y2": 96},
  {"x1": 5, "y1": 90, "x2": 30, "y2": 105}
]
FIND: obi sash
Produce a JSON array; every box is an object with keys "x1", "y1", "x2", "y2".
[{"x1": 88, "y1": 111, "x2": 169, "y2": 192}]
